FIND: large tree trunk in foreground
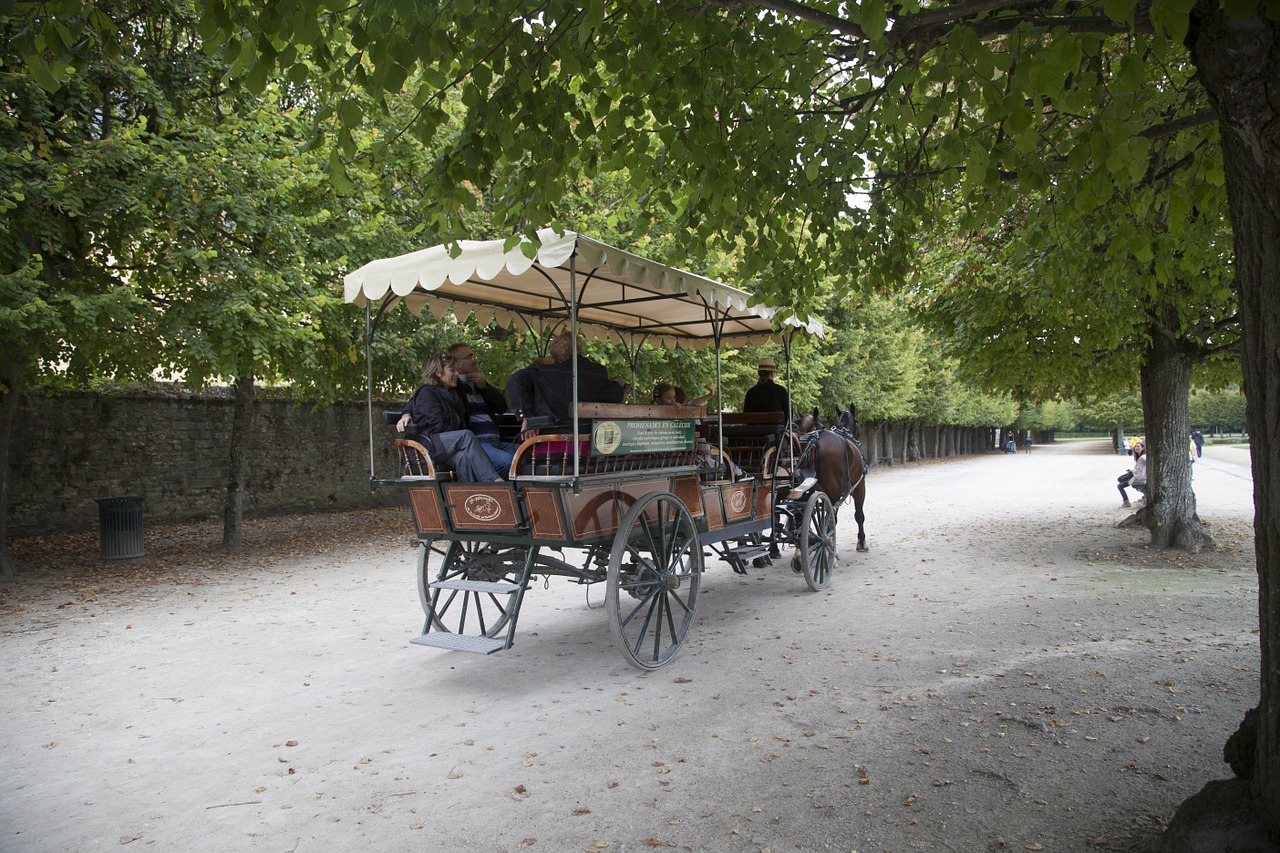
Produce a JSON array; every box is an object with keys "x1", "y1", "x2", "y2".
[
  {"x1": 0, "y1": 358, "x2": 19, "y2": 578},
  {"x1": 221, "y1": 373, "x2": 256, "y2": 553},
  {"x1": 1175, "y1": 2, "x2": 1280, "y2": 842},
  {"x1": 1137, "y1": 316, "x2": 1213, "y2": 552}
]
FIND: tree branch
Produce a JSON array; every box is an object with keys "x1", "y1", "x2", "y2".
[
  {"x1": 1139, "y1": 108, "x2": 1217, "y2": 139},
  {"x1": 702, "y1": 0, "x2": 867, "y2": 40}
]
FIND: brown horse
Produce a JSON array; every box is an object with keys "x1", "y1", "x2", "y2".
[{"x1": 795, "y1": 407, "x2": 868, "y2": 552}]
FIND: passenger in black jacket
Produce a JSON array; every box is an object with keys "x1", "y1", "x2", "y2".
[
  {"x1": 742, "y1": 357, "x2": 790, "y2": 415},
  {"x1": 400, "y1": 353, "x2": 503, "y2": 482},
  {"x1": 507, "y1": 331, "x2": 626, "y2": 439}
]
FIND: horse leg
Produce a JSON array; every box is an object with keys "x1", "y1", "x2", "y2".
[{"x1": 853, "y1": 485, "x2": 868, "y2": 552}]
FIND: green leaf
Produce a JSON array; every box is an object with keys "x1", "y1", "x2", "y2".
[
  {"x1": 1149, "y1": 0, "x2": 1195, "y2": 42},
  {"x1": 338, "y1": 99, "x2": 364, "y2": 130},
  {"x1": 860, "y1": 0, "x2": 887, "y2": 38},
  {"x1": 1102, "y1": 0, "x2": 1135, "y2": 23},
  {"x1": 26, "y1": 54, "x2": 61, "y2": 91}
]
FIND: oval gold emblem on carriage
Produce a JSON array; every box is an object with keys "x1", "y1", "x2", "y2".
[
  {"x1": 594, "y1": 420, "x2": 623, "y2": 455},
  {"x1": 728, "y1": 486, "x2": 748, "y2": 514},
  {"x1": 463, "y1": 494, "x2": 502, "y2": 522}
]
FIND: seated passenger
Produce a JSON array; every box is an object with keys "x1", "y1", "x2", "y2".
[
  {"x1": 653, "y1": 382, "x2": 679, "y2": 405},
  {"x1": 447, "y1": 342, "x2": 517, "y2": 473},
  {"x1": 655, "y1": 382, "x2": 713, "y2": 408},
  {"x1": 399, "y1": 353, "x2": 504, "y2": 483},
  {"x1": 508, "y1": 332, "x2": 626, "y2": 439}
]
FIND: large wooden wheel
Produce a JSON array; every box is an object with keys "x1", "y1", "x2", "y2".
[
  {"x1": 417, "y1": 540, "x2": 527, "y2": 638},
  {"x1": 798, "y1": 490, "x2": 837, "y2": 591},
  {"x1": 606, "y1": 492, "x2": 702, "y2": 670}
]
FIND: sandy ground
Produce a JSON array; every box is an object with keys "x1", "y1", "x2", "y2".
[{"x1": 0, "y1": 439, "x2": 1260, "y2": 853}]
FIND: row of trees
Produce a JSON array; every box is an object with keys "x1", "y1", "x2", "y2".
[{"x1": 1052, "y1": 387, "x2": 1249, "y2": 437}]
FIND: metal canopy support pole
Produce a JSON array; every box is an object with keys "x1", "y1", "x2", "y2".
[
  {"x1": 364, "y1": 304, "x2": 376, "y2": 488},
  {"x1": 784, "y1": 331, "x2": 794, "y2": 430},
  {"x1": 363, "y1": 298, "x2": 395, "y2": 487},
  {"x1": 570, "y1": 250, "x2": 581, "y2": 479},
  {"x1": 713, "y1": 312, "x2": 726, "y2": 477}
]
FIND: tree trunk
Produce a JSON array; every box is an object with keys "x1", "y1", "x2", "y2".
[
  {"x1": 1138, "y1": 314, "x2": 1214, "y2": 552},
  {"x1": 222, "y1": 372, "x2": 256, "y2": 553},
  {"x1": 0, "y1": 358, "x2": 20, "y2": 578},
  {"x1": 1186, "y1": 1, "x2": 1280, "y2": 836}
]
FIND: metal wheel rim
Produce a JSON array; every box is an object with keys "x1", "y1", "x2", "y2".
[
  {"x1": 800, "y1": 491, "x2": 836, "y2": 591},
  {"x1": 606, "y1": 492, "x2": 702, "y2": 670}
]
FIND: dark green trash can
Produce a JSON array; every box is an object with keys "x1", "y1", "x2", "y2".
[{"x1": 95, "y1": 496, "x2": 144, "y2": 559}]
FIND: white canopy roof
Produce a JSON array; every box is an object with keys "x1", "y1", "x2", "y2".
[{"x1": 343, "y1": 229, "x2": 824, "y2": 348}]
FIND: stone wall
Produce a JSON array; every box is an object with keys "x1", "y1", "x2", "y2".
[{"x1": 7, "y1": 389, "x2": 401, "y2": 537}]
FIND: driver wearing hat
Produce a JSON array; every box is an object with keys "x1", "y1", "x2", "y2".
[{"x1": 742, "y1": 356, "x2": 790, "y2": 414}]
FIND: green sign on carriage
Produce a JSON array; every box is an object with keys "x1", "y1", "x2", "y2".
[{"x1": 591, "y1": 419, "x2": 696, "y2": 456}]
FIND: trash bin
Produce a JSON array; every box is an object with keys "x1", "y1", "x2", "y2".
[{"x1": 95, "y1": 496, "x2": 144, "y2": 559}]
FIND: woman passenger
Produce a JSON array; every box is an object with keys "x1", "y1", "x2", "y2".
[{"x1": 401, "y1": 353, "x2": 504, "y2": 482}]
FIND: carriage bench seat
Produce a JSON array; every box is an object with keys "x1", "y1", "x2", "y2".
[
  {"x1": 703, "y1": 412, "x2": 787, "y2": 476},
  {"x1": 395, "y1": 438, "x2": 454, "y2": 481},
  {"x1": 382, "y1": 412, "x2": 456, "y2": 480},
  {"x1": 513, "y1": 403, "x2": 703, "y2": 477}
]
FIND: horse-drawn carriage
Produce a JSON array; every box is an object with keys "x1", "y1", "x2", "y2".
[{"x1": 345, "y1": 229, "x2": 865, "y2": 670}]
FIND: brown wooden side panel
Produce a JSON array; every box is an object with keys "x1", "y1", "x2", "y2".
[
  {"x1": 441, "y1": 484, "x2": 522, "y2": 533},
  {"x1": 754, "y1": 481, "x2": 773, "y2": 521},
  {"x1": 408, "y1": 486, "x2": 447, "y2": 536},
  {"x1": 701, "y1": 486, "x2": 725, "y2": 531},
  {"x1": 565, "y1": 477, "x2": 671, "y2": 540},
  {"x1": 671, "y1": 474, "x2": 704, "y2": 518},
  {"x1": 721, "y1": 482, "x2": 755, "y2": 523},
  {"x1": 565, "y1": 482, "x2": 624, "y2": 540},
  {"x1": 523, "y1": 487, "x2": 567, "y2": 540}
]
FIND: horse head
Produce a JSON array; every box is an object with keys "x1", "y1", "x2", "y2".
[
  {"x1": 795, "y1": 408, "x2": 823, "y2": 434},
  {"x1": 836, "y1": 404, "x2": 861, "y2": 440}
]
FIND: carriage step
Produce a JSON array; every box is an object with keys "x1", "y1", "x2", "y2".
[
  {"x1": 410, "y1": 632, "x2": 509, "y2": 654},
  {"x1": 726, "y1": 544, "x2": 771, "y2": 561},
  {"x1": 430, "y1": 579, "x2": 522, "y2": 595}
]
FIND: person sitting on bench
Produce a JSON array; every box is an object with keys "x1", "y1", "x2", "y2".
[
  {"x1": 507, "y1": 331, "x2": 626, "y2": 440},
  {"x1": 400, "y1": 353, "x2": 504, "y2": 483},
  {"x1": 743, "y1": 357, "x2": 789, "y2": 414}
]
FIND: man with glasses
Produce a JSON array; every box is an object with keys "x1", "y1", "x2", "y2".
[{"x1": 447, "y1": 343, "x2": 517, "y2": 475}]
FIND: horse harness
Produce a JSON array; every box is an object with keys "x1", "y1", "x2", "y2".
[{"x1": 794, "y1": 427, "x2": 867, "y2": 507}]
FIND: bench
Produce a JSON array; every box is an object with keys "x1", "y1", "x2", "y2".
[
  {"x1": 513, "y1": 403, "x2": 703, "y2": 477},
  {"x1": 702, "y1": 412, "x2": 787, "y2": 477},
  {"x1": 383, "y1": 411, "x2": 456, "y2": 480}
]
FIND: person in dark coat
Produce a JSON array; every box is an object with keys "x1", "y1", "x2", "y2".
[
  {"x1": 507, "y1": 331, "x2": 626, "y2": 438},
  {"x1": 742, "y1": 357, "x2": 789, "y2": 415},
  {"x1": 399, "y1": 353, "x2": 503, "y2": 482}
]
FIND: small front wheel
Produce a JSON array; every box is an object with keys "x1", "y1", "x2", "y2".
[
  {"x1": 799, "y1": 491, "x2": 837, "y2": 591},
  {"x1": 418, "y1": 540, "x2": 527, "y2": 638},
  {"x1": 606, "y1": 492, "x2": 702, "y2": 670}
]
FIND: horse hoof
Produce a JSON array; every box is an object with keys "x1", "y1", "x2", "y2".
[
  {"x1": 856, "y1": 542, "x2": 869, "y2": 553},
  {"x1": 790, "y1": 554, "x2": 802, "y2": 573}
]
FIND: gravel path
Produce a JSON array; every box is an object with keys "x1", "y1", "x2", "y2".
[{"x1": 0, "y1": 439, "x2": 1259, "y2": 853}]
